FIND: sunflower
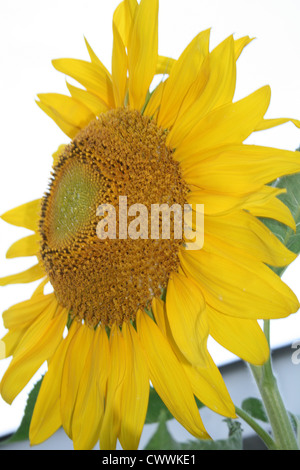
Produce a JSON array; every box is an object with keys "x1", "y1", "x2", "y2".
[{"x1": 1, "y1": 0, "x2": 300, "y2": 451}]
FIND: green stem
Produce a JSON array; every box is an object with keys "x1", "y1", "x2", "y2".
[
  {"x1": 235, "y1": 406, "x2": 277, "y2": 450},
  {"x1": 249, "y1": 320, "x2": 299, "y2": 450}
]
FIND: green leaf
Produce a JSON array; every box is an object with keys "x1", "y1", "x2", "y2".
[
  {"x1": 144, "y1": 410, "x2": 179, "y2": 450},
  {"x1": 1, "y1": 377, "x2": 43, "y2": 445},
  {"x1": 241, "y1": 398, "x2": 300, "y2": 428},
  {"x1": 261, "y1": 170, "x2": 300, "y2": 277},
  {"x1": 144, "y1": 411, "x2": 243, "y2": 450},
  {"x1": 145, "y1": 387, "x2": 204, "y2": 425},
  {"x1": 241, "y1": 397, "x2": 268, "y2": 423}
]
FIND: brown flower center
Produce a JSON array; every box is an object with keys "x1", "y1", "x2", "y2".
[{"x1": 39, "y1": 108, "x2": 188, "y2": 327}]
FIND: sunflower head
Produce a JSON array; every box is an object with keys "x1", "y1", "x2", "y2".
[
  {"x1": 39, "y1": 107, "x2": 188, "y2": 327},
  {"x1": 0, "y1": 0, "x2": 299, "y2": 452}
]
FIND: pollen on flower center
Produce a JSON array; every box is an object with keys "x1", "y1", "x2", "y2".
[{"x1": 39, "y1": 108, "x2": 188, "y2": 327}]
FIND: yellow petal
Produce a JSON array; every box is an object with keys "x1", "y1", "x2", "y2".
[
  {"x1": 66, "y1": 82, "x2": 108, "y2": 117},
  {"x1": 0, "y1": 341, "x2": 5, "y2": 360},
  {"x1": 6, "y1": 234, "x2": 39, "y2": 259},
  {"x1": 0, "y1": 303, "x2": 67, "y2": 404},
  {"x1": 8, "y1": 296, "x2": 59, "y2": 358},
  {"x1": 84, "y1": 37, "x2": 111, "y2": 77},
  {"x1": 186, "y1": 186, "x2": 285, "y2": 216},
  {"x1": 171, "y1": 34, "x2": 252, "y2": 146},
  {"x1": 1, "y1": 199, "x2": 41, "y2": 231},
  {"x1": 119, "y1": 323, "x2": 149, "y2": 450},
  {"x1": 3, "y1": 292, "x2": 56, "y2": 330},
  {"x1": 52, "y1": 58, "x2": 115, "y2": 108},
  {"x1": 31, "y1": 277, "x2": 49, "y2": 298},
  {"x1": 179, "y1": 246, "x2": 299, "y2": 320},
  {"x1": 113, "y1": 0, "x2": 138, "y2": 48},
  {"x1": 37, "y1": 93, "x2": 94, "y2": 132},
  {"x1": 143, "y1": 80, "x2": 165, "y2": 119},
  {"x1": 245, "y1": 191, "x2": 297, "y2": 230},
  {"x1": 173, "y1": 86, "x2": 271, "y2": 160},
  {"x1": 29, "y1": 320, "x2": 80, "y2": 446},
  {"x1": 181, "y1": 145, "x2": 300, "y2": 194},
  {"x1": 111, "y1": 1, "x2": 140, "y2": 107},
  {"x1": 100, "y1": 324, "x2": 126, "y2": 450},
  {"x1": 239, "y1": 185, "x2": 287, "y2": 213},
  {"x1": 152, "y1": 297, "x2": 235, "y2": 418},
  {"x1": 210, "y1": 35, "x2": 237, "y2": 108},
  {"x1": 60, "y1": 322, "x2": 95, "y2": 438},
  {"x1": 207, "y1": 305, "x2": 269, "y2": 365},
  {"x1": 204, "y1": 211, "x2": 297, "y2": 267},
  {"x1": 166, "y1": 272, "x2": 208, "y2": 366},
  {"x1": 137, "y1": 310, "x2": 210, "y2": 440},
  {"x1": 72, "y1": 326, "x2": 109, "y2": 450},
  {"x1": 183, "y1": 355, "x2": 236, "y2": 418},
  {"x1": 112, "y1": 18, "x2": 128, "y2": 107},
  {"x1": 168, "y1": 35, "x2": 237, "y2": 148},
  {"x1": 234, "y1": 36, "x2": 254, "y2": 60},
  {"x1": 1, "y1": 328, "x2": 27, "y2": 358},
  {"x1": 0, "y1": 263, "x2": 45, "y2": 287},
  {"x1": 156, "y1": 56, "x2": 175, "y2": 75},
  {"x1": 255, "y1": 117, "x2": 300, "y2": 131},
  {"x1": 157, "y1": 29, "x2": 210, "y2": 129},
  {"x1": 128, "y1": 0, "x2": 158, "y2": 110},
  {"x1": 151, "y1": 297, "x2": 168, "y2": 335},
  {"x1": 36, "y1": 100, "x2": 80, "y2": 139}
]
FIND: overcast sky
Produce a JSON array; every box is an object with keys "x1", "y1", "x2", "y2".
[{"x1": 0, "y1": 0, "x2": 299, "y2": 437}]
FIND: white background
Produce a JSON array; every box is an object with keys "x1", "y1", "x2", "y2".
[{"x1": 0, "y1": 0, "x2": 299, "y2": 439}]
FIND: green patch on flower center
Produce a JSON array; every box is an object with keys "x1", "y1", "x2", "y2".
[{"x1": 44, "y1": 160, "x2": 100, "y2": 249}]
